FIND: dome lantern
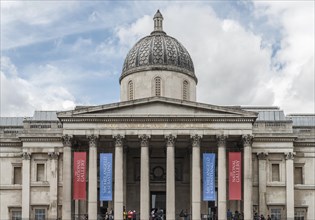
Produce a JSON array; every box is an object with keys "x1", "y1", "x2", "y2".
[{"x1": 152, "y1": 10, "x2": 165, "y2": 35}]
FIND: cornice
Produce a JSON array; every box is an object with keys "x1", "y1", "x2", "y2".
[
  {"x1": 254, "y1": 137, "x2": 296, "y2": 142},
  {"x1": 294, "y1": 142, "x2": 315, "y2": 147},
  {"x1": 59, "y1": 117, "x2": 256, "y2": 123},
  {"x1": 57, "y1": 96, "x2": 258, "y2": 117},
  {"x1": 19, "y1": 137, "x2": 62, "y2": 142},
  {"x1": 0, "y1": 142, "x2": 22, "y2": 147}
]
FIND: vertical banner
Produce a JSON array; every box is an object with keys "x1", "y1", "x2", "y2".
[
  {"x1": 229, "y1": 152, "x2": 242, "y2": 200},
  {"x1": 73, "y1": 152, "x2": 86, "y2": 200},
  {"x1": 100, "y1": 153, "x2": 113, "y2": 201},
  {"x1": 203, "y1": 153, "x2": 216, "y2": 201}
]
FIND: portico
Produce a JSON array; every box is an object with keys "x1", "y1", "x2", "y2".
[{"x1": 58, "y1": 96, "x2": 257, "y2": 220}]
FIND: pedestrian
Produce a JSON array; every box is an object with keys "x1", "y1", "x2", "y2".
[
  {"x1": 267, "y1": 215, "x2": 271, "y2": 220},
  {"x1": 184, "y1": 209, "x2": 189, "y2": 220},
  {"x1": 227, "y1": 209, "x2": 233, "y2": 220},
  {"x1": 123, "y1": 206, "x2": 127, "y2": 220},
  {"x1": 128, "y1": 210, "x2": 133, "y2": 220}
]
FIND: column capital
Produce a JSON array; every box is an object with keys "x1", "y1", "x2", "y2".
[
  {"x1": 216, "y1": 134, "x2": 227, "y2": 147},
  {"x1": 242, "y1": 134, "x2": 254, "y2": 146},
  {"x1": 285, "y1": 152, "x2": 295, "y2": 160},
  {"x1": 191, "y1": 134, "x2": 201, "y2": 147},
  {"x1": 22, "y1": 152, "x2": 31, "y2": 160},
  {"x1": 62, "y1": 134, "x2": 72, "y2": 147},
  {"x1": 139, "y1": 134, "x2": 150, "y2": 147},
  {"x1": 87, "y1": 135, "x2": 98, "y2": 147},
  {"x1": 114, "y1": 134, "x2": 124, "y2": 147},
  {"x1": 257, "y1": 152, "x2": 268, "y2": 160},
  {"x1": 48, "y1": 152, "x2": 59, "y2": 160},
  {"x1": 165, "y1": 134, "x2": 176, "y2": 146}
]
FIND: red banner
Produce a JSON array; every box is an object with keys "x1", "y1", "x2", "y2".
[
  {"x1": 73, "y1": 152, "x2": 86, "y2": 200},
  {"x1": 229, "y1": 152, "x2": 242, "y2": 200}
]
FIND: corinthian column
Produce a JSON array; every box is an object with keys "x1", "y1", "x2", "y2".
[
  {"x1": 166, "y1": 134, "x2": 176, "y2": 220},
  {"x1": 191, "y1": 135, "x2": 201, "y2": 220},
  {"x1": 88, "y1": 135, "x2": 98, "y2": 220},
  {"x1": 62, "y1": 135, "x2": 72, "y2": 220},
  {"x1": 257, "y1": 152, "x2": 268, "y2": 217},
  {"x1": 217, "y1": 135, "x2": 227, "y2": 220},
  {"x1": 22, "y1": 152, "x2": 31, "y2": 220},
  {"x1": 243, "y1": 134, "x2": 253, "y2": 220},
  {"x1": 285, "y1": 152, "x2": 295, "y2": 220},
  {"x1": 48, "y1": 152, "x2": 59, "y2": 219},
  {"x1": 114, "y1": 135, "x2": 124, "y2": 220},
  {"x1": 140, "y1": 135, "x2": 150, "y2": 220}
]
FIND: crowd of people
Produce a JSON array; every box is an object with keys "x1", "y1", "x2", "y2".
[
  {"x1": 227, "y1": 209, "x2": 244, "y2": 220},
  {"x1": 253, "y1": 212, "x2": 272, "y2": 220},
  {"x1": 227, "y1": 210, "x2": 274, "y2": 220}
]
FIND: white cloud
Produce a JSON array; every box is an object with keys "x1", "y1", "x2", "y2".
[
  {"x1": 254, "y1": 1, "x2": 314, "y2": 113},
  {"x1": 0, "y1": 57, "x2": 76, "y2": 117}
]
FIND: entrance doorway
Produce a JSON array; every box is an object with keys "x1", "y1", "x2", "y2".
[{"x1": 151, "y1": 191, "x2": 166, "y2": 211}]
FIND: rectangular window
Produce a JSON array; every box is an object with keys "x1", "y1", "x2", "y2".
[
  {"x1": 270, "y1": 208, "x2": 281, "y2": 220},
  {"x1": 11, "y1": 210, "x2": 21, "y2": 220},
  {"x1": 35, "y1": 209, "x2": 46, "y2": 220},
  {"x1": 295, "y1": 208, "x2": 306, "y2": 220},
  {"x1": 36, "y1": 164, "x2": 45, "y2": 181},
  {"x1": 13, "y1": 167, "x2": 22, "y2": 184},
  {"x1": 294, "y1": 167, "x2": 303, "y2": 184},
  {"x1": 272, "y1": 164, "x2": 280, "y2": 182}
]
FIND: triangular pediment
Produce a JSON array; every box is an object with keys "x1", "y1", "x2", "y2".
[{"x1": 57, "y1": 97, "x2": 257, "y2": 120}]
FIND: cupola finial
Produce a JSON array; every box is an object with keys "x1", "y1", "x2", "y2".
[{"x1": 152, "y1": 9, "x2": 164, "y2": 34}]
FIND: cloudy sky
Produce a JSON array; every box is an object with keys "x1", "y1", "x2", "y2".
[{"x1": 1, "y1": 1, "x2": 314, "y2": 117}]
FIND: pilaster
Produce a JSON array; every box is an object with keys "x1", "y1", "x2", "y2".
[
  {"x1": 285, "y1": 152, "x2": 295, "y2": 220},
  {"x1": 48, "y1": 152, "x2": 59, "y2": 219},
  {"x1": 22, "y1": 152, "x2": 31, "y2": 220},
  {"x1": 257, "y1": 152, "x2": 268, "y2": 217}
]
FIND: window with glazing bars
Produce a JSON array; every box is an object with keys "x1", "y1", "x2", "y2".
[
  {"x1": 128, "y1": 81, "x2": 133, "y2": 100},
  {"x1": 155, "y1": 77, "x2": 161, "y2": 96},
  {"x1": 183, "y1": 80, "x2": 189, "y2": 100}
]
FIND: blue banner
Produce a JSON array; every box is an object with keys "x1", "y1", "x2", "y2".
[
  {"x1": 203, "y1": 153, "x2": 216, "y2": 201},
  {"x1": 100, "y1": 153, "x2": 112, "y2": 201}
]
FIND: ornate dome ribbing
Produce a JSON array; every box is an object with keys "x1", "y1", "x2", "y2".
[{"x1": 120, "y1": 10, "x2": 196, "y2": 83}]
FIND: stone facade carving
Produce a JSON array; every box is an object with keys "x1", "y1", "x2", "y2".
[
  {"x1": 242, "y1": 134, "x2": 254, "y2": 146},
  {"x1": 166, "y1": 134, "x2": 176, "y2": 146},
  {"x1": 257, "y1": 152, "x2": 268, "y2": 160},
  {"x1": 22, "y1": 152, "x2": 31, "y2": 160},
  {"x1": 88, "y1": 135, "x2": 98, "y2": 148},
  {"x1": 48, "y1": 152, "x2": 59, "y2": 160},
  {"x1": 191, "y1": 134, "x2": 201, "y2": 147},
  {"x1": 285, "y1": 152, "x2": 295, "y2": 160},
  {"x1": 62, "y1": 135, "x2": 72, "y2": 147},
  {"x1": 114, "y1": 134, "x2": 124, "y2": 146},
  {"x1": 140, "y1": 134, "x2": 150, "y2": 147},
  {"x1": 216, "y1": 135, "x2": 227, "y2": 147}
]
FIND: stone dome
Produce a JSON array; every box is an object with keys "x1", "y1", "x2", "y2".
[{"x1": 120, "y1": 10, "x2": 197, "y2": 83}]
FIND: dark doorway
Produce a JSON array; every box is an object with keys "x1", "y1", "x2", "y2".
[{"x1": 151, "y1": 191, "x2": 166, "y2": 211}]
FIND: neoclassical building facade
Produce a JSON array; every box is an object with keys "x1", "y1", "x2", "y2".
[{"x1": 0, "y1": 10, "x2": 314, "y2": 220}]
